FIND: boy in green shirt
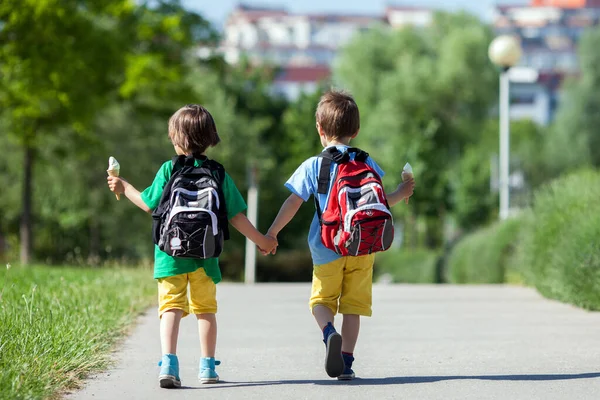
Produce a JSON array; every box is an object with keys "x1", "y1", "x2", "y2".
[{"x1": 108, "y1": 104, "x2": 277, "y2": 388}]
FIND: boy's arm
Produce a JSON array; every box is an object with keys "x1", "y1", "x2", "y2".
[
  {"x1": 107, "y1": 176, "x2": 151, "y2": 213},
  {"x1": 386, "y1": 178, "x2": 415, "y2": 207},
  {"x1": 229, "y1": 213, "x2": 278, "y2": 253},
  {"x1": 266, "y1": 193, "x2": 304, "y2": 238}
]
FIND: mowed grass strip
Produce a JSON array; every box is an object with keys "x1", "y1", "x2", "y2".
[{"x1": 0, "y1": 265, "x2": 155, "y2": 400}]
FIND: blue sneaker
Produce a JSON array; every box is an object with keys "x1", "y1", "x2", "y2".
[
  {"x1": 338, "y1": 353, "x2": 355, "y2": 380},
  {"x1": 158, "y1": 354, "x2": 181, "y2": 388},
  {"x1": 323, "y1": 323, "x2": 344, "y2": 378},
  {"x1": 199, "y1": 357, "x2": 221, "y2": 384}
]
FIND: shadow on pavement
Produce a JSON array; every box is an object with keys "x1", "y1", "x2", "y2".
[{"x1": 181, "y1": 372, "x2": 600, "y2": 389}]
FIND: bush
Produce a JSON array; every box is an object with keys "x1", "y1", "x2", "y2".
[
  {"x1": 516, "y1": 170, "x2": 600, "y2": 310},
  {"x1": 374, "y1": 248, "x2": 439, "y2": 283},
  {"x1": 447, "y1": 218, "x2": 522, "y2": 284}
]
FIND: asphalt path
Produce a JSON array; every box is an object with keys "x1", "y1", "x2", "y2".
[{"x1": 68, "y1": 284, "x2": 600, "y2": 400}]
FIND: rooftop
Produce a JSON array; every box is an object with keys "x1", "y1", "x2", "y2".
[{"x1": 274, "y1": 65, "x2": 331, "y2": 83}]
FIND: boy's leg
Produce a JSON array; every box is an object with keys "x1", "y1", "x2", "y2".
[
  {"x1": 341, "y1": 314, "x2": 360, "y2": 354},
  {"x1": 310, "y1": 258, "x2": 345, "y2": 378},
  {"x1": 312, "y1": 304, "x2": 335, "y2": 330},
  {"x1": 188, "y1": 267, "x2": 220, "y2": 384},
  {"x1": 338, "y1": 254, "x2": 375, "y2": 380},
  {"x1": 197, "y1": 313, "x2": 217, "y2": 357},
  {"x1": 157, "y1": 274, "x2": 190, "y2": 388},
  {"x1": 160, "y1": 309, "x2": 184, "y2": 354}
]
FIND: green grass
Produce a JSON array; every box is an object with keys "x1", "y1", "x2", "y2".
[
  {"x1": 374, "y1": 248, "x2": 439, "y2": 283},
  {"x1": 0, "y1": 265, "x2": 155, "y2": 400},
  {"x1": 447, "y1": 218, "x2": 522, "y2": 284}
]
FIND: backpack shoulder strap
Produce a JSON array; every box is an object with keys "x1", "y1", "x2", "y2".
[
  {"x1": 345, "y1": 147, "x2": 369, "y2": 163},
  {"x1": 317, "y1": 147, "x2": 350, "y2": 194},
  {"x1": 201, "y1": 157, "x2": 230, "y2": 241}
]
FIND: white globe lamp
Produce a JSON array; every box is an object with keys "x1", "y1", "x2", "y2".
[{"x1": 488, "y1": 35, "x2": 522, "y2": 69}]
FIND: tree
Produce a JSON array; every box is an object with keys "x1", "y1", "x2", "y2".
[
  {"x1": 0, "y1": 0, "x2": 219, "y2": 265},
  {"x1": 451, "y1": 119, "x2": 546, "y2": 230},
  {"x1": 335, "y1": 12, "x2": 498, "y2": 247},
  {"x1": 547, "y1": 26, "x2": 600, "y2": 173},
  {"x1": 0, "y1": 0, "x2": 136, "y2": 264}
]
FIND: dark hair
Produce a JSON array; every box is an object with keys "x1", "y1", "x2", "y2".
[
  {"x1": 168, "y1": 104, "x2": 221, "y2": 155},
  {"x1": 315, "y1": 90, "x2": 360, "y2": 139}
]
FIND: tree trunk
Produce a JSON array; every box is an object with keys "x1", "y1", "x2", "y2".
[{"x1": 20, "y1": 145, "x2": 34, "y2": 265}]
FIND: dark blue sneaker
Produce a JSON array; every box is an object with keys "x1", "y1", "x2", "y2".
[
  {"x1": 323, "y1": 323, "x2": 344, "y2": 378},
  {"x1": 158, "y1": 354, "x2": 181, "y2": 388},
  {"x1": 338, "y1": 353, "x2": 355, "y2": 380},
  {"x1": 199, "y1": 357, "x2": 221, "y2": 384}
]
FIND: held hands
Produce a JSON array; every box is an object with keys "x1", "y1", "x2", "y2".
[
  {"x1": 107, "y1": 176, "x2": 126, "y2": 196},
  {"x1": 398, "y1": 178, "x2": 415, "y2": 204},
  {"x1": 258, "y1": 234, "x2": 278, "y2": 256}
]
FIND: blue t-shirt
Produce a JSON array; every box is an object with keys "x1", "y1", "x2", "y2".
[{"x1": 285, "y1": 145, "x2": 385, "y2": 265}]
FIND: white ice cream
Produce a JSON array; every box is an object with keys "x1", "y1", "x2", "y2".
[
  {"x1": 402, "y1": 162, "x2": 413, "y2": 181},
  {"x1": 108, "y1": 156, "x2": 120, "y2": 172}
]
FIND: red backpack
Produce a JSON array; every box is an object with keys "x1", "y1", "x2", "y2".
[{"x1": 315, "y1": 147, "x2": 394, "y2": 256}]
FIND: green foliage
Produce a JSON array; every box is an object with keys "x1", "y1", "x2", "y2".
[
  {"x1": 447, "y1": 218, "x2": 522, "y2": 284},
  {"x1": 549, "y1": 26, "x2": 600, "y2": 171},
  {"x1": 0, "y1": 0, "x2": 135, "y2": 141},
  {"x1": 335, "y1": 12, "x2": 498, "y2": 246},
  {"x1": 515, "y1": 170, "x2": 600, "y2": 310},
  {"x1": 0, "y1": 264, "x2": 155, "y2": 399},
  {"x1": 449, "y1": 170, "x2": 600, "y2": 310},
  {"x1": 450, "y1": 145, "x2": 496, "y2": 230},
  {"x1": 374, "y1": 248, "x2": 439, "y2": 283},
  {"x1": 451, "y1": 119, "x2": 547, "y2": 229},
  {"x1": 0, "y1": 1, "x2": 269, "y2": 272}
]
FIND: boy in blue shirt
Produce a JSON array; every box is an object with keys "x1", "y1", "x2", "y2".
[{"x1": 266, "y1": 91, "x2": 414, "y2": 380}]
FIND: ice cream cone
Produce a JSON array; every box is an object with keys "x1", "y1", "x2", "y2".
[
  {"x1": 107, "y1": 156, "x2": 121, "y2": 200},
  {"x1": 402, "y1": 163, "x2": 414, "y2": 204}
]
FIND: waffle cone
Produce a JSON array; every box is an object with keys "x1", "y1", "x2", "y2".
[{"x1": 107, "y1": 169, "x2": 120, "y2": 200}]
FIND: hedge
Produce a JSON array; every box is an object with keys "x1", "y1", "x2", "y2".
[{"x1": 446, "y1": 217, "x2": 522, "y2": 284}]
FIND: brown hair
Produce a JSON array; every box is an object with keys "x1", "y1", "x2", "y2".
[
  {"x1": 168, "y1": 104, "x2": 221, "y2": 155},
  {"x1": 315, "y1": 90, "x2": 360, "y2": 139}
]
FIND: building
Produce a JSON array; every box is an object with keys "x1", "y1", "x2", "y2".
[
  {"x1": 219, "y1": 5, "x2": 433, "y2": 99},
  {"x1": 221, "y1": 5, "x2": 383, "y2": 67},
  {"x1": 493, "y1": 0, "x2": 600, "y2": 124}
]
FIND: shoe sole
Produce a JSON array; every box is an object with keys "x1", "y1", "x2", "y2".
[
  {"x1": 200, "y1": 377, "x2": 219, "y2": 384},
  {"x1": 159, "y1": 375, "x2": 181, "y2": 388},
  {"x1": 324, "y1": 332, "x2": 344, "y2": 378},
  {"x1": 338, "y1": 373, "x2": 356, "y2": 381}
]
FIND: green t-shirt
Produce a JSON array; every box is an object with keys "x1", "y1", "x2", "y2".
[{"x1": 141, "y1": 159, "x2": 247, "y2": 282}]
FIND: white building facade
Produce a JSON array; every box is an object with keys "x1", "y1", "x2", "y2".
[{"x1": 219, "y1": 5, "x2": 433, "y2": 99}]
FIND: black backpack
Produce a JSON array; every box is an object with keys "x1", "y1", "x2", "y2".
[{"x1": 151, "y1": 155, "x2": 229, "y2": 259}]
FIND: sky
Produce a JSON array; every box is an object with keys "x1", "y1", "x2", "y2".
[{"x1": 183, "y1": 0, "x2": 528, "y2": 28}]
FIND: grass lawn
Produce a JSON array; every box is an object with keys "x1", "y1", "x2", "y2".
[{"x1": 0, "y1": 264, "x2": 155, "y2": 400}]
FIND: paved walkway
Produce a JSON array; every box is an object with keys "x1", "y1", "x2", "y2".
[{"x1": 69, "y1": 284, "x2": 600, "y2": 400}]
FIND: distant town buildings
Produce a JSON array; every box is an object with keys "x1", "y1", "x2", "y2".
[
  {"x1": 216, "y1": 2, "x2": 600, "y2": 124},
  {"x1": 218, "y1": 5, "x2": 432, "y2": 99},
  {"x1": 492, "y1": 0, "x2": 600, "y2": 124}
]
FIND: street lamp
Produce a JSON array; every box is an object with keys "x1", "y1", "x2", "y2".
[{"x1": 488, "y1": 35, "x2": 522, "y2": 220}]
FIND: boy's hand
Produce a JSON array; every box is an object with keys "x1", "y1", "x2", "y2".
[
  {"x1": 398, "y1": 178, "x2": 415, "y2": 204},
  {"x1": 107, "y1": 176, "x2": 125, "y2": 196},
  {"x1": 258, "y1": 234, "x2": 278, "y2": 256}
]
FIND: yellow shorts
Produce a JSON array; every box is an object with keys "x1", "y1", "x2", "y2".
[
  {"x1": 309, "y1": 254, "x2": 375, "y2": 317},
  {"x1": 157, "y1": 267, "x2": 217, "y2": 318}
]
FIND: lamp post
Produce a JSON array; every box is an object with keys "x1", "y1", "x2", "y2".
[
  {"x1": 488, "y1": 35, "x2": 522, "y2": 220},
  {"x1": 244, "y1": 163, "x2": 258, "y2": 284}
]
